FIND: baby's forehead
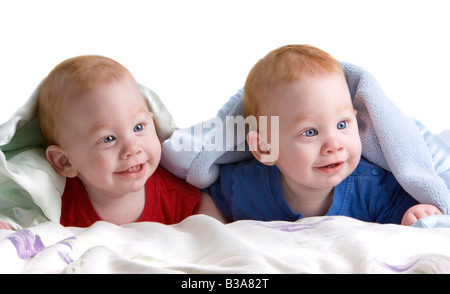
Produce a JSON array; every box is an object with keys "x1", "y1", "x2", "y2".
[
  {"x1": 71, "y1": 75, "x2": 145, "y2": 102},
  {"x1": 264, "y1": 76, "x2": 351, "y2": 111},
  {"x1": 59, "y1": 78, "x2": 149, "y2": 120}
]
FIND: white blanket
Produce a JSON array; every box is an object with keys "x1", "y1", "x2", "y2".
[
  {"x1": 1, "y1": 63, "x2": 449, "y2": 275},
  {"x1": 1, "y1": 215, "x2": 450, "y2": 274}
]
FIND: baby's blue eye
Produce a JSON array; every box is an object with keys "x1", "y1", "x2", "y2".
[
  {"x1": 103, "y1": 135, "x2": 116, "y2": 143},
  {"x1": 302, "y1": 129, "x2": 318, "y2": 137},
  {"x1": 337, "y1": 121, "x2": 347, "y2": 129},
  {"x1": 134, "y1": 124, "x2": 144, "y2": 132}
]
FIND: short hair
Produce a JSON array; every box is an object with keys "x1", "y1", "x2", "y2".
[
  {"x1": 38, "y1": 55, "x2": 134, "y2": 146},
  {"x1": 243, "y1": 44, "x2": 344, "y2": 119}
]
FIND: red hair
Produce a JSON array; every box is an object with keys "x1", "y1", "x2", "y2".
[
  {"x1": 243, "y1": 44, "x2": 344, "y2": 119},
  {"x1": 38, "y1": 55, "x2": 134, "y2": 145}
]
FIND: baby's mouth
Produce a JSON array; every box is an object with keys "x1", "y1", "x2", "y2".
[
  {"x1": 124, "y1": 165, "x2": 142, "y2": 173},
  {"x1": 118, "y1": 164, "x2": 144, "y2": 174},
  {"x1": 315, "y1": 161, "x2": 344, "y2": 174},
  {"x1": 323, "y1": 163, "x2": 340, "y2": 168}
]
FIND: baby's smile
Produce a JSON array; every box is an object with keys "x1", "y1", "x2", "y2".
[
  {"x1": 116, "y1": 163, "x2": 147, "y2": 178},
  {"x1": 315, "y1": 161, "x2": 345, "y2": 175}
]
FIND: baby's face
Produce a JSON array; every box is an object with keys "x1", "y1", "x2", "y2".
[
  {"x1": 58, "y1": 76, "x2": 161, "y2": 197},
  {"x1": 266, "y1": 73, "x2": 361, "y2": 195}
]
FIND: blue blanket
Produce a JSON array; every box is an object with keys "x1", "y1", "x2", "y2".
[
  {"x1": 161, "y1": 62, "x2": 450, "y2": 214},
  {"x1": 412, "y1": 215, "x2": 450, "y2": 228}
]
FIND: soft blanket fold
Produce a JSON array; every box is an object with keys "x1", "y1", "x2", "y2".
[
  {"x1": 2, "y1": 214, "x2": 450, "y2": 274},
  {"x1": 0, "y1": 83, "x2": 175, "y2": 229},
  {"x1": 161, "y1": 61, "x2": 450, "y2": 214}
]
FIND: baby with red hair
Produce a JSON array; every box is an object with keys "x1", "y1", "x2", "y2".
[
  {"x1": 1, "y1": 55, "x2": 204, "y2": 230},
  {"x1": 202, "y1": 44, "x2": 441, "y2": 225}
]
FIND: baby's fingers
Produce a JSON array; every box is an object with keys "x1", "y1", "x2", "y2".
[{"x1": 401, "y1": 213, "x2": 418, "y2": 226}]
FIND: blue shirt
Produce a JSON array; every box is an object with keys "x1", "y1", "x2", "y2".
[{"x1": 207, "y1": 158, "x2": 418, "y2": 224}]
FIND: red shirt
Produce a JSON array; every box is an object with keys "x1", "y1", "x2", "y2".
[{"x1": 60, "y1": 166, "x2": 201, "y2": 227}]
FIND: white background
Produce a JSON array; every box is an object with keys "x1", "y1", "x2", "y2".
[{"x1": 1, "y1": 0, "x2": 449, "y2": 134}]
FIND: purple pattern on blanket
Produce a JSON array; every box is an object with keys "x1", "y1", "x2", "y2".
[
  {"x1": 58, "y1": 250, "x2": 73, "y2": 264},
  {"x1": 378, "y1": 259, "x2": 420, "y2": 272},
  {"x1": 254, "y1": 217, "x2": 334, "y2": 232},
  {"x1": 7, "y1": 230, "x2": 75, "y2": 265},
  {"x1": 6, "y1": 229, "x2": 45, "y2": 259},
  {"x1": 57, "y1": 237, "x2": 76, "y2": 264},
  {"x1": 58, "y1": 237, "x2": 75, "y2": 250}
]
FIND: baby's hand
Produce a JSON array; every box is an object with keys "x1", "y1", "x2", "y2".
[
  {"x1": 401, "y1": 204, "x2": 443, "y2": 226},
  {"x1": 0, "y1": 220, "x2": 13, "y2": 230}
]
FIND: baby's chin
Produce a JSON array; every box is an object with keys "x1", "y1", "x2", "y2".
[
  {"x1": 114, "y1": 171, "x2": 152, "y2": 194},
  {"x1": 318, "y1": 162, "x2": 357, "y2": 188}
]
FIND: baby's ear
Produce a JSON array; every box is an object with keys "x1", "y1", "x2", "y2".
[
  {"x1": 45, "y1": 145, "x2": 78, "y2": 178},
  {"x1": 246, "y1": 131, "x2": 277, "y2": 166}
]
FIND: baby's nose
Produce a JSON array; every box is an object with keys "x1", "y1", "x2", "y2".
[
  {"x1": 120, "y1": 140, "x2": 143, "y2": 159},
  {"x1": 321, "y1": 136, "x2": 344, "y2": 155}
]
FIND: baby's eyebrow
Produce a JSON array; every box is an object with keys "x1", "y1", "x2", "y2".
[
  {"x1": 341, "y1": 103, "x2": 355, "y2": 112},
  {"x1": 287, "y1": 115, "x2": 317, "y2": 131},
  {"x1": 135, "y1": 108, "x2": 153, "y2": 119},
  {"x1": 88, "y1": 123, "x2": 112, "y2": 139},
  {"x1": 88, "y1": 107, "x2": 152, "y2": 136}
]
